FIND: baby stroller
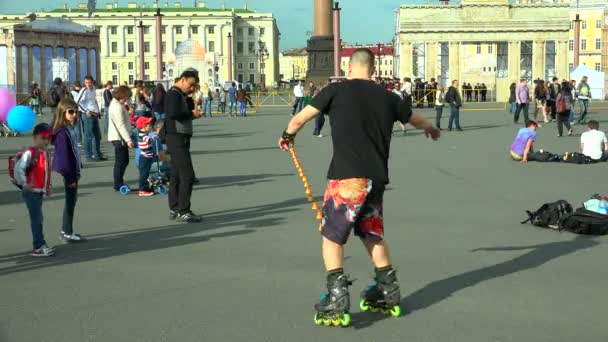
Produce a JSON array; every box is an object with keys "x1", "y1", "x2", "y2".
[
  {"x1": 120, "y1": 136, "x2": 169, "y2": 195},
  {"x1": 1, "y1": 121, "x2": 18, "y2": 137}
]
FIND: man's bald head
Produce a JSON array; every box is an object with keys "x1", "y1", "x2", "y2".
[{"x1": 349, "y1": 48, "x2": 375, "y2": 77}]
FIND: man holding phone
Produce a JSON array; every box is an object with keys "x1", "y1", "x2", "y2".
[{"x1": 76, "y1": 75, "x2": 106, "y2": 162}]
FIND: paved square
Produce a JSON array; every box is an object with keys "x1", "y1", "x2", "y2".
[{"x1": 1, "y1": 102, "x2": 608, "y2": 341}]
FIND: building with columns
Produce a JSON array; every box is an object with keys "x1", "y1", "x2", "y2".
[
  {"x1": 395, "y1": 0, "x2": 571, "y2": 101},
  {"x1": 0, "y1": 1, "x2": 280, "y2": 88}
]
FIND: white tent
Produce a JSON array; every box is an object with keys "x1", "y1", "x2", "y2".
[{"x1": 570, "y1": 64, "x2": 605, "y2": 100}]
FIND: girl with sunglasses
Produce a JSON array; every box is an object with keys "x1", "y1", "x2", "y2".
[{"x1": 52, "y1": 98, "x2": 86, "y2": 243}]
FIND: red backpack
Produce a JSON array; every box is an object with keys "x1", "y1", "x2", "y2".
[
  {"x1": 556, "y1": 94, "x2": 567, "y2": 113},
  {"x1": 8, "y1": 147, "x2": 37, "y2": 189}
]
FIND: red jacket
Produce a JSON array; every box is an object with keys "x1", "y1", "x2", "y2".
[{"x1": 15, "y1": 147, "x2": 51, "y2": 194}]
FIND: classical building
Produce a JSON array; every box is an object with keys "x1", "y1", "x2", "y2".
[
  {"x1": 340, "y1": 44, "x2": 394, "y2": 79},
  {"x1": 395, "y1": 0, "x2": 571, "y2": 101},
  {"x1": 0, "y1": 1, "x2": 280, "y2": 87},
  {"x1": 279, "y1": 48, "x2": 308, "y2": 81},
  {"x1": 0, "y1": 17, "x2": 100, "y2": 96},
  {"x1": 568, "y1": 0, "x2": 608, "y2": 73}
]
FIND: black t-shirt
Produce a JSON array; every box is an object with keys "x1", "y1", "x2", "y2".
[{"x1": 310, "y1": 79, "x2": 412, "y2": 184}]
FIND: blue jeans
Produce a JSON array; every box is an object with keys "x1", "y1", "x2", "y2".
[
  {"x1": 448, "y1": 104, "x2": 461, "y2": 129},
  {"x1": 217, "y1": 101, "x2": 223, "y2": 112},
  {"x1": 239, "y1": 101, "x2": 247, "y2": 116},
  {"x1": 139, "y1": 156, "x2": 153, "y2": 191},
  {"x1": 81, "y1": 113, "x2": 102, "y2": 159},
  {"x1": 22, "y1": 191, "x2": 45, "y2": 249},
  {"x1": 292, "y1": 97, "x2": 304, "y2": 114},
  {"x1": 509, "y1": 102, "x2": 516, "y2": 114},
  {"x1": 228, "y1": 100, "x2": 237, "y2": 114},
  {"x1": 313, "y1": 114, "x2": 325, "y2": 135},
  {"x1": 578, "y1": 99, "x2": 589, "y2": 123},
  {"x1": 154, "y1": 112, "x2": 166, "y2": 121},
  {"x1": 204, "y1": 98, "x2": 212, "y2": 117}
]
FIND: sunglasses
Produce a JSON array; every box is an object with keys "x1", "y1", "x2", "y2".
[{"x1": 66, "y1": 109, "x2": 77, "y2": 115}]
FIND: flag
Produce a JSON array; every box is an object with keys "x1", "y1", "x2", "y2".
[{"x1": 87, "y1": 0, "x2": 97, "y2": 18}]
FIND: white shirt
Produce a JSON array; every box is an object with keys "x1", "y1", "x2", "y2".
[
  {"x1": 581, "y1": 129, "x2": 607, "y2": 160},
  {"x1": 76, "y1": 87, "x2": 100, "y2": 115},
  {"x1": 293, "y1": 85, "x2": 304, "y2": 98},
  {"x1": 400, "y1": 82, "x2": 412, "y2": 95}
]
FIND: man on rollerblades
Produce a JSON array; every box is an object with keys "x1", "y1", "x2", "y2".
[{"x1": 278, "y1": 48, "x2": 440, "y2": 327}]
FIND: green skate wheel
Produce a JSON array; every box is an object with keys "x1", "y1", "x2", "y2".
[
  {"x1": 322, "y1": 319, "x2": 331, "y2": 326},
  {"x1": 359, "y1": 299, "x2": 370, "y2": 312},
  {"x1": 313, "y1": 314, "x2": 323, "y2": 325},
  {"x1": 389, "y1": 305, "x2": 402, "y2": 317},
  {"x1": 341, "y1": 313, "x2": 351, "y2": 327},
  {"x1": 331, "y1": 318, "x2": 341, "y2": 326},
  {"x1": 370, "y1": 307, "x2": 379, "y2": 313}
]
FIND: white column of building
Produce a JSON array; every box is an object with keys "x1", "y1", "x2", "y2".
[
  {"x1": 105, "y1": 26, "x2": 110, "y2": 57},
  {"x1": 167, "y1": 23, "x2": 174, "y2": 54}
]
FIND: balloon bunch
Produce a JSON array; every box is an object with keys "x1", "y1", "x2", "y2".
[
  {"x1": 289, "y1": 147, "x2": 323, "y2": 231},
  {"x1": 0, "y1": 88, "x2": 37, "y2": 133}
]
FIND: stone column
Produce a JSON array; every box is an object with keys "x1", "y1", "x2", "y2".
[
  {"x1": 96, "y1": 48, "x2": 101, "y2": 83},
  {"x1": 7, "y1": 38, "x2": 15, "y2": 87},
  {"x1": 87, "y1": 48, "x2": 92, "y2": 77},
  {"x1": 27, "y1": 45, "x2": 33, "y2": 85},
  {"x1": 532, "y1": 40, "x2": 545, "y2": 82},
  {"x1": 15, "y1": 45, "x2": 22, "y2": 92},
  {"x1": 314, "y1": 0, "x2": 333, "y2": 37},
  {"x1": 448, "y1": 41, "x2": 460, "y2": 82},
  {"x1": 75, "y1": 48, "x2": 81, "y2": 83},
  {"x1": 400, "y1": 41, "x2": 413, "y2": 78},
  {"x1": 307, "y1": 0, "x2": 334, "y2": 84},
  {"x1": 556, "y1": 40, "x2": 569, "y2": 79},
  {"x1": 40, "y1": 46, "x2": 46, "y2": 91},
  {"x1": 425, "y1": 42, "x2": 438, "y2": 81},
  {"x1": 508, "y1": 40, "x2": 521, "y2": 82}
]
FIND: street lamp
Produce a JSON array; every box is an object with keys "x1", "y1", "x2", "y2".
[
  {"x1": 256, "y1": 40, "x2": 269, "y2": 89},
  {"x1": 377, "y1": 43, "x2": 384, "y2": 80}
]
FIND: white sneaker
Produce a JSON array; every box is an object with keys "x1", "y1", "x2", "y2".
[
  {"x1": 60, "y1": 232, "x2": 85, "y2": 243},
  {"x1": 316, "y1": 134, "x2": 324, "y2": 138},
  {"x1": 32, "y1": 244, "x2": 55, "y2": 257}
]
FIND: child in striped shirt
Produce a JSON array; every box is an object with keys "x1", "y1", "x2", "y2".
[{"x1": 136, "y1": 116, "x2": 155, "y2": 197}]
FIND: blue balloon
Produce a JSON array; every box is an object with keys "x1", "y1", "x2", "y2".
[{"x1": 7, "y1": 105, "x2": 36, "y2": 133}]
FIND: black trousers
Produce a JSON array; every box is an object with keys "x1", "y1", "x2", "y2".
[
  {"x1": 556, "y1": 112, "x2": 571, "y2": 136},
  {"x1": 166, "y1": 134, "x2": 194, "y2": 214},
  {"x1": 112, "y1": 141, "x2": 130, "y2": 190},
  {"x1": 62, "y1": 179, "x2": 78, "y2": 234},
  {"x1": 435, "y1": 105, "x2": 444, "y2": 128},
  {"x1": 514, "y1": 103, "x2": 530, "y2": 126},
  {"x1": 547, "y1": 100, "x2": 557, "y2": 120}
]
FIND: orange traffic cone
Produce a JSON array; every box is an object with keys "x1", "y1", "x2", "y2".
[
  {"x1": 316, "y1": 211, "x2": 323, "y2": 220},
  {"x1": 306, "y1": 188, "x2": 312, "y2": 195},
  {"x1": 318, "y1": 223, "x2": 323, "y2": 231},
  {"x1": 312, "y1": 202, "x2": 319, "y2": 210}
]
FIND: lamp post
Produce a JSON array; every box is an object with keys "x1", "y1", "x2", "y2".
[
  {"x1": 256, "y1": 39, "x2": 269, "y2": 89},
  {"x1": 377, "y1": 43, "x2": 384, "y2": 80}
]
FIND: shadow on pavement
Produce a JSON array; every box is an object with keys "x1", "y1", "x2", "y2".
[
  {"x1": 0, "y1": 196, "x2": 319, "y2": 276},
  {"x1": 190, "y1": 146, "x2": 276, "y2": 156},
  {"x1": 350, "y1": 235, "x2": 599, "y2": 329},
  {"x1": 0, "y1": 191, "x2": 93, "y2": 207}
]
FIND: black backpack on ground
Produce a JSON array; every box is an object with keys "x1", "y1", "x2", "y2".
[
  {"x1": 559, "y1": 208, "x2": 608, "y2": 235},
  {"x1": 529, "y1": 151, "x2": 561, "y2": 162},
  {"x1": 562, "y1": 152, "x2": 596, "y2": 164},
  {"x1": 521, "y1": 200, "x2": 573, "y2": 228}
]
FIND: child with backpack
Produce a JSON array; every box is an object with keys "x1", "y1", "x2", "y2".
[
  {"x1": 13, "y1": 123, "x2": 54, "y2": 256},
  {"x1": 52, "y1": 98, "x2": 85, "y2": 243},
  {"x1": 555, "y1": 81, "x2": 574, "y2": 137}
]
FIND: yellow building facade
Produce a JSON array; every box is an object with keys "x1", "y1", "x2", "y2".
[
  {"x1": 568, "y1": 0, "x2": 608, "y2": 73},
  {"x1": 0, "y1": 1, "x2": 280, "y2": 87},
  {"x1": 279, "y1": 48, "x2": 308, "y2": 81}
]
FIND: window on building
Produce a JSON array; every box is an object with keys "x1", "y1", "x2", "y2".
[
  {"x1": 238, "y1": 63, "x2": 243, "y2": 70},
  {"x1": 161, "y1": 42, "x2": 166, "y2": 53},
  {"x1": 249, "y1": 73, "x2": 255, "y2": 83},
  {"x1": 175, "y1": 26, "x2": 182, "y2": 34},
  {"x1": 597, "y1": 20, "x2": 602, "y2": 29},
  {"x1": 110, "y1": 26, "x2": 117, "y2": 35},
  {"x1": 569, "y1": 63, "x2": 574, "y2": 71},
  {"x1": 476, "y1": 43, "x2": 481, "y2": 54},
  {"x1": 249, "y1": 62, "x2": 255, "y2": 69},
  {"x1": 128, "y1": 62, "x2": 134, "y2": 70},
  {"x1": 237, "y1": 74, "x2": 243, "y2": 83},
  {"x1": 487, "y1": 43, "x2": 493, "y2": 54},
  {"x1": 483, "y1": 67, "x2": 486, "y2": 72},
  {"x1": 143, "y1": 26, "x2": 150, "y2": 35},
  {"x1": 191, "y1": 26, "x2": 198, "y2": 34},
  {"x1": 111, "y1": 62, "x2": 118, "y2": 70},
  {"x1": 208, "y1": 26, "x2": 215, "y2": 34},
  {"x1": 545, "y1": 41, "x2": 556, "y2": 80},
  {"x1": 569, "y1": 39, "x2": 574, "y2": 51},
  {"x1": 390, "y1": 59, "x2": 393, "y2": 65},
  {"x1": 175, "y1": 41, "x2": 181, "y2": 50},
  {"x1": 581, "y1": 39, "x2": 587, "y2": 50},
  {"x1": 596, "y1": 63, "x2": 602, "y2": 72},
  {"x1": 126, "y1": 26, "x2": 133, "y2": 35},
  {"x1": 248, "y1": 27, "x2": 254, "y2": 36},
  {"x1": 582, "y1": 20, "x2": 587, "y2": 29},
  {"x1": 112, "y1": 75, "x2": 118, "y2": 84},
  {"x1": 208, "y1": 41, "x2": 215, "y2": 53},
  {"x1": 520, "y1": 41, "x2": 532, "y2": 81},
  {"x1": 144, "y1": 42, "x2": 150, "y2": 53},
  {"x1": 596, "y1": 38, "x2": 601, "y2": 50},
  {"x1": 236, "y1": 42, "x2": 243, "y2": 54},
  {"x1": 144, "y1": 62, "x2": 150, "y2": 70},
  {"x1": 128, "y1": 75, "x2": 134, "y2": 84},
  {"x1": 111, "y1": 42, "x2": 118, "y2": 54},
  {"x1": 144, "y1": 75, "x2": 150, "y2": 81},
  {"x1": 248, "y1": 42, "x2": 255, "y2": 54},
  {"x1": 570, "y1": 21, "x2": 574, "y2": 30},
  {"x1": 128, "y1": 42, "x2": 134, "y2": 53},
  {"x1": 260, "y1": 28, "x2": 265, "y2": 36},
  {"x1": 161, "y1": 25, "x2": 166, "y2": 34},
  {"x1": 236, "y1": 28, "x2": 243, "y2": 37}
]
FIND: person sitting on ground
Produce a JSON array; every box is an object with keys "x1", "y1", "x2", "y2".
[
  {"x1": 510, "y1": 120, "x2": 539, "y2": 163},
  {"x1": 580, "y1": 120, "x2": 608, "y2": 162}
]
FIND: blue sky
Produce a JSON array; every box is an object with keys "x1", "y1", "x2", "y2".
[{"x1": 0, "y1": 0, "x2": 429, "y2": 50}]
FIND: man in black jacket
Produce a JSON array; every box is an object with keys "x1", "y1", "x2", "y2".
[
  {"x1": 165, "y1": 69, "x2": 202, "y2": 223},
  {"x1": 444, "y1": 80, "x2": 463, "y2": 131}
]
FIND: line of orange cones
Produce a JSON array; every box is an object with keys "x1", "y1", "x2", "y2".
[{"x1": 289, "y1": 147, "x2": 323, "y2": 231}]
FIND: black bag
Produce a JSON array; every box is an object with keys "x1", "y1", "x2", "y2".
[
  {"x1": 46, "y1": 86, "x2": 61, "y2": 107},
  {"x1": 562, "y1": 152, "x2": 595, "y2": 164},
  {"x1": 529, "y1": 151, "x2": 560, "y2": 162},
  {"x1": 559, "y1": 208, "x2": 608, "y2": 235},
  {"x1": 521, "y1": 200, "x2": 573, "y2": 228}
]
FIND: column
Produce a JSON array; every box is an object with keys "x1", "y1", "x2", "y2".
[
  {"x1": 399, "y1": 41, "x2": 413, "y2": 78},
  {"x1": 27, "y1": 45, "x2": 33, "y2": 85},
  {"x1": 40, "y1": 46, "x2": 46, "y2": 90},
  {"x1": 169, "y1": 24, "x2": 174, "y2": 53},
  {"x1": 508, "y1": 40, "x2": 521, "y2": 82},
  {"x1": 448, "y1": 41, "x2": 460, "y2": 82},
  {"x1": 202, "y1": 24, "x2": 207, "y2": 51},
  {"x1": 96, "y1": 49, "x2": 101, "y2": 83},
  {"x1": 313, "y1": 0, "x2": 333, "y2": 36},
  {"x1": 532, "y1": 40, "x2": 545, "y2": 82},
  {"x1": 75, "y1": 47, "x2": 81, "y2": 83},
  {"x1": 556, "y1": 40, "x2": 569, "y2": 78},
  {"x1": 425, "y1": 42, "x2": 438, "y2": 81},
  {"x1": 87, "y1": 48, "x2": 92, "y2": 77},
  {"x1": 15, "y1": 44, "x2": 22, "y2": 92},
  {"x1": 7, "y1": 37, "x2": 14, "y2": 87},
  {"x1": 106, "y1": 26, "x2": 110, "y2": 57}
]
